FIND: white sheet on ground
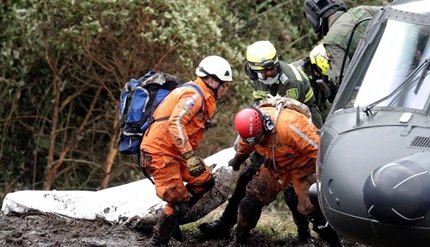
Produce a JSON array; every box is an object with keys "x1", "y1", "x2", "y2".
[{"x1": 1, "y1": 147, "x2": 238, "y2": 227}]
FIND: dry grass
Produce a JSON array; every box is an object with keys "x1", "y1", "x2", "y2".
[{"x1": 184, "y1": 200, "x2": 298, "y2": 238}]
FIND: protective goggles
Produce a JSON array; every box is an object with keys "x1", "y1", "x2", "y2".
[
  {"x1": 247, "y1": 57, "x2": 279, "y2": 71},
  {"x1": 244, "y1": 132, "x2": 263, "y2": 145},
  {"x1": 256, "y1": 67, "x2": 278, "y2": 80}
]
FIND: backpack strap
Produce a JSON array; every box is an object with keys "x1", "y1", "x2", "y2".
[
  {"x1": 151, "y1": 83, "x2": 206, "y2": 123},
  {"x1": 180, "y1": 83, "x2": 206, "y2": 112}
]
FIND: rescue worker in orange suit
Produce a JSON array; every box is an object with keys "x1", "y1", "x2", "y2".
[
  {"x1": 199, "y1": 41, "x2": 341, "y2": 247},
  {"x1": 227, "y1": 101, "x2": 341, "y2": 246},
  {"x1": 140, "y1": 55, "x2": 233, "y2": 247}
]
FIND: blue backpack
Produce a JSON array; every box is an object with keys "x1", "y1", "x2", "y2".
[{"x1": 118, "y1": 70, "x2": 205, "y2": 154}]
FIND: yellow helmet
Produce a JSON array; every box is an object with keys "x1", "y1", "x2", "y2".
[
  {"x1": 309, "y1": 44, "x2": 330, "y2": 76},
  {"x1": 246, "y1": 41, "x2": 279, "y2": 71}
]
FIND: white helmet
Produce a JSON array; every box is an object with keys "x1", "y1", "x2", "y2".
[{"x1": 195, "y1": 55, "x2": 233, "y2": 82}]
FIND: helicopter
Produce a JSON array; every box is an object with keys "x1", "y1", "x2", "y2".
[{"x1": 313, "y1": 0, "x2": 430, "y2": 246}]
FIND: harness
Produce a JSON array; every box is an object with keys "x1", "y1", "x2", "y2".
[{"x1": 266, "y1": 102, "x2": 284, "y2": 173}]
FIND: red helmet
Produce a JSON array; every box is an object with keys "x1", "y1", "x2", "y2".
[{"x1": 233, "y1": 108, "x2": 265, "y2": 144}]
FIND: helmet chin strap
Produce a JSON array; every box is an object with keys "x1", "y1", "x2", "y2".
[
  {"x1": 321, "y1": 18, "x2": 330, "y2": 36},
  {"x1": 198, "y1": 67, "x2": 223, "y2": 99},
  {"x1": 203, "y1": 78, "x2": 221, "y2": 99}
]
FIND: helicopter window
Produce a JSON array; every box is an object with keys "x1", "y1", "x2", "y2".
[{"x1": 346, "y1": 19, "x2": 430, "y2": 110}]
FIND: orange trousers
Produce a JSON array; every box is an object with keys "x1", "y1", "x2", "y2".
[
  {"x1": 146, "y1": 154, "x2": 213, "y2": 216},
  {"x1": 246, "y1": 167, "x2": 292, "y2": 205},
  {"x1": 246, "y1": 166, "x2": 314, "y2": 215}
]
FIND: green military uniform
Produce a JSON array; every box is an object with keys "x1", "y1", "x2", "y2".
[
  {"x1": 323, "y1": 6, "x2": 380, "y2": 86},
  {"x1": 292, "y1": 58, "x2": 332, "y2": 121},
  {"x1": 250, "y1": 61, "x2": 323, "y2": 128}
]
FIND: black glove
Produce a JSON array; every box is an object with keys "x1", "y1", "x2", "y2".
[
  {"x1": 204, "y1": 120, "x2": 217, "y2": 129},
  {"x1": 228, "y1": 155, "x2": 248, "y2": 171}
]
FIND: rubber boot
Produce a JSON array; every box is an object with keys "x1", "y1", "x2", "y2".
[
  {"x1": 229, "y1": 195, "x2": 263, "y2": 247},
  {"x1": 228, "y1": 228, "x2": 250, "y2": 247},
  {"x1": 284, "y1": 185, "x2": 315, "y2": 247},
  {"x1": 297, "y1": 227, "x2": 316, "y2": 247},
  {"x1": 148, "y1": 233, "x2": 167, "y2": 247},
  {"x1": 199, "y1": 161, "x2": 260, "y2": 239},
  {"x1": 316, "y1": 226, "x2": 342, "y2": 247},
  {"x1": 198, "y1": 219, "x2": 231, "y2": 239},
  {"x1": 148, "y1": 212, "x2": 179, "y2": 247},
  {"x1": 170, "y1": 224, "x2": 183, "y2": 242},
  {"x1": 308, "y1": 210, "x2": 342, "y2": 247}
]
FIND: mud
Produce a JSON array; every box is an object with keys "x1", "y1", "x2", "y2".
[{"x1": 0, "y1": 210, "x2": 365, "y2": 247}]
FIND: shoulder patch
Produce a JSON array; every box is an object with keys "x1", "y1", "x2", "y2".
[
  {"x1": 285, "y1": 88, "x2": 299, "y2": 99},
  {"x1": 184, "y1": 97, "x2": 196, "y2": 109}
]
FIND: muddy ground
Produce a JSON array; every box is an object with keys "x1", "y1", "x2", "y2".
[{"x1": 0, "y1": 203, "x2": 368, "y2": 247}]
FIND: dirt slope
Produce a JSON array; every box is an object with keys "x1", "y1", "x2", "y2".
[{"x1": 0, "y1": 205, "x2": 366, "y2": 247}]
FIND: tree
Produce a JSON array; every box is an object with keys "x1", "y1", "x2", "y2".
[{"x1": 0, "y1": 0, "x2": 388, "y2": 200}]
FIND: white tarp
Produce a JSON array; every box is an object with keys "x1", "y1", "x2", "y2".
[{"x1": 1, "y1": 147, "x2": 237, "y2": 228}]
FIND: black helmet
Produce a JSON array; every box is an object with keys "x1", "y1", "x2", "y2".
[{"x1": 303, "y1": 0, "x2": 347, "y2": 36}]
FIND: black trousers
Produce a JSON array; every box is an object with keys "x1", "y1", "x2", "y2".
[{"x1": 220, "y1": 152, "x2": 310, "y2": 234}]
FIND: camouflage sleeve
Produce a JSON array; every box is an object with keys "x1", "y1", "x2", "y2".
[{"x1": 325, "y1": 44, "x2": 349, "y2": 86}]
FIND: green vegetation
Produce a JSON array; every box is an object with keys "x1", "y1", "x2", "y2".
[{"x1": 0, "y1": 0, "x2": 387, "y2": 201}]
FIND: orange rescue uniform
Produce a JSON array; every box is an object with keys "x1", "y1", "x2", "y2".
[
  {"x1": 235, "y1": 106, "x2": 319, "y2": 211},
  {"x1": 141, "y1": 78, "x2": 216, "y2": 216}
]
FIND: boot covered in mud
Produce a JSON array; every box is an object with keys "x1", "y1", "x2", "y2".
[
  {"x1": 170, "y1": 225, "x2": 183, "y2": 242},
  {"x1": 297, "y1": 224, "x2": 312, "y2": 241},
  {"x1": 308, "y1": 210, "x2": 342, "y2": 247},
  {"x1": 198, "y1": 179, "x2": 245, "y2": 239},
  {"x1": 198, "y1": 218, "x2": 232, "y2": 239},
  {"x1": 297, "y1": 236, "x2": 316, "y2": 247},
  {"x1": 316, "y1": 226, "x2": 342, "y2": 247},
  {"x1": 284, "y1": 185, "x2": 315, "y2": 247},
  {"x1": 148, "y1": 212, "x2": 180, "y2": 247},
  {"x1": 297, "y1": 227, "x2": 315, "y2": 247},
  {"x1": 148, "y1": 233, "x2": 167, "y2": 247},
  {"x1": 228, "y1": 194, "x2": 263, "y2": 247},
  {"x1": 227, "y1": 228, "x2": 250, "y2": 247},
  {"x1": 199, "y1": 162, "x2": 260, "y2": 239}
]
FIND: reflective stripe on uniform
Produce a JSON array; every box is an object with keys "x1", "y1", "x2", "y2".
[
  {"x1": 175, "y1": 94, "x2": 200, "y2": 146},
  {"x1": 288, "y1": 124, "x2": 318, "y2": 149},
  {"x1": 253, "y1": 90, "x2": 271, "y2": 100},
  {"x1": 304, "y1": 88, "x2": 314, "y2": 104},
  {"x1": 289, "y1": 64, "x2": 303, "y2": 82}
]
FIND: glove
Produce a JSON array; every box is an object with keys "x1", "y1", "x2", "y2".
[
  {"x1": 204, "y1": 120, "x2": 217, "y2": 129},
  {"x1": 183, "y1": 151, "x2": 206, "y2": 177},
  {"x1": 228, "y1": 155, "x2": 248, "y2": 171}
]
